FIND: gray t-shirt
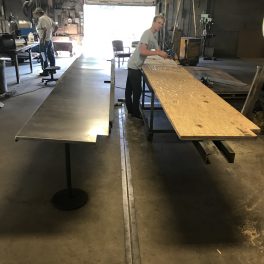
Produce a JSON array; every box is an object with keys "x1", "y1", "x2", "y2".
[{"x1": 128, "y1": 29, "x2": 159, "y2": 70}]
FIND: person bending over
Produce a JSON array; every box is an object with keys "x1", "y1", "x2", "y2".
[{"x1": 125, "y1": 15, "x2": 168, "y2": 119}]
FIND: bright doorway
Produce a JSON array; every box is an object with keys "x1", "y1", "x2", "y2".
[{"x1": 83, "y1": 5, "x2": 155, "y2": 59}]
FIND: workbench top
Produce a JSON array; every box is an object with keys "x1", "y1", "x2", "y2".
[
  {"x1": 142, "y1": 56, "x2": 260, "y2": 140},
  {"x1": 15, "y1": 55, "x2": 111, "y2": 143}
]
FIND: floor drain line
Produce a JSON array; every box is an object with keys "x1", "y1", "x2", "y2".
[{"x1": 119, "y1": 107, "x2": 141, "y2": 264}]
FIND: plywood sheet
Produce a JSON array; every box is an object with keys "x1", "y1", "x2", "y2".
[{"x1": 142, "y1": 57, "x2": 260, "y2": 140}]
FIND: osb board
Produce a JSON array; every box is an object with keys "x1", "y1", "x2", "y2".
[{"x1": 142, "y1": 57, "x2": 260, "y2": 140}]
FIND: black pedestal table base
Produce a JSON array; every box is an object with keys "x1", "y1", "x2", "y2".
[
  {"x1": 52, "y1": 143, "x2": 88, "y2": 210},
  {"x1": 52, "y1": 188, "x2": 88, "y2": 210}
]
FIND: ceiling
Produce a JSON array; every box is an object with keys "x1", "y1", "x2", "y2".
[{"x1": 84, "y1": 0, "x2": 156, "y2": 6}]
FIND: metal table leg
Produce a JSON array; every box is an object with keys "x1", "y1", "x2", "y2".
[
  {"x1": 142, "y1": 78, "x2": 146, "y2": 108},
  {"x1": 52, "y1": 143, "x2": 88, "y2": 210},
  {"x1": 147, "y1": 89, "x2": 155, "y2": 141},
  {"x1": 28, "y1": 48, "x2": 33, "y2": 73},
  {"x1": 12, "y1": 54, "x2": 20, "y2": 83},
  {"x1": 0, "y1": 59, "x2": 8, "y2": 94},
  {"x1": 13, "y1": 54, "x2": 20, "y2": 84}
]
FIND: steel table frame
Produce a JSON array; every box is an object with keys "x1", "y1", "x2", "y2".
[
  {"x1": 140, "y1": 72, "x2": 174, "y2": 141},
  {"x1": 140, "y1": 71, "x2": 235, "y2": 164},
  {"x1": 0, "y1": 42, "x2": 38, "y2": 83}
]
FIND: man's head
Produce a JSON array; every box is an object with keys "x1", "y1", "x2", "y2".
[
  {"x1": 33, "y1": 7, "x2": 45, "y2": 18},
  {"x1": 152, "y1": 15, "x2": 165, "y2": 33}
]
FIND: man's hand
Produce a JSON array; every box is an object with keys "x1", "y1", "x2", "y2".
[
  {"x1": 156, "y1": 50, "x2": 168, "y2": 59},
  {"x1": 41, "y1": 27, "x2": 47, "y2": 44}
]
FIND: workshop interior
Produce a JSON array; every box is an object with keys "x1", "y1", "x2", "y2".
[{"x1": 0, "y1": 0, "x2": 264, "y2": 264}]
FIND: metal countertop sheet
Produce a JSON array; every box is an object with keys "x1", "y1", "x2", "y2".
[{"x1": 15, "y1": 55, "x2": 111, "y2": 143}]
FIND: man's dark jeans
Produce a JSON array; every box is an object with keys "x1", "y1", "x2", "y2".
[
  {"x1": 39, "y1": 40, "x2": 55, "y2": 72},
  {"x1": 125, "y1": 68, "x2": 142, "y2": 117}
]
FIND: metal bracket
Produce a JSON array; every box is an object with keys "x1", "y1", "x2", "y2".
[
  {"x1": 192, "y1": 141, "x2": 213, "y2": 164},
  {"x1": 213, "y1": 140, "x2": 235, "y2": 163},
  {"x1": 193, "y1": 140, "x2": 235, "y2": 164}
]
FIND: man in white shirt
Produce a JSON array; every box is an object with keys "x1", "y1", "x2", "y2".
[{"x1": 33, "y1": 7, "x2": 58, "y2": 76}]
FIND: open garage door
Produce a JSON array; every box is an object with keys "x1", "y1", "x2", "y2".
[
  {"x1": 84, "y1": 0, "x2": 156, "y2": 6},
  {"x1": 83, "y1": 4, "x2": 155, "y2": 59}
]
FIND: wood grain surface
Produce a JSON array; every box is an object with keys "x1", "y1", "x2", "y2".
[{"x1": 142, "y1": 56, "x2": 260, "y2": 140}]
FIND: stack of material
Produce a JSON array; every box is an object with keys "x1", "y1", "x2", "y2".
[{"x1": 142, "y1": 56, "x2": 260, "y2": 140}]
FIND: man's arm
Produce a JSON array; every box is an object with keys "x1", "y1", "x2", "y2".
[
  {"x1": 40, "y1": 27, "x2": 47, "y2": 44},
  {"x1": 139, "y1": 43, "x2": 168, "y2": 58}
]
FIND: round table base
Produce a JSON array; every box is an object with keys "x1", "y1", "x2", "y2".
[{"x1": 52, "y1": 188, "x2": 88, "y2": 210}]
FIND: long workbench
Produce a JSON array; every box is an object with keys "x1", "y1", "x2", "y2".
[
  {"x1": 141, "y1": 56, "x2": 260, "y2": 162},
  {"x1": 15, "y1": 55, "x2": 112, "y2": 210}
]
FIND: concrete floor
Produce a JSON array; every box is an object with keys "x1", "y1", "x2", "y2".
[{"x1": 0, "y1": 54, "x2": 263, "y2": 264}]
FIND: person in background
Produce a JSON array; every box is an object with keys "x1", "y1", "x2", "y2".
[
  {"x1": 8, "y1": 14, "x2": 19, "y2": 38},
  {"x1": 125, "y1": 15, "x2": 168, "y2": 119},
  {"x1": 33, "y1": 7, "x2": 58, "y2": 76}
]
